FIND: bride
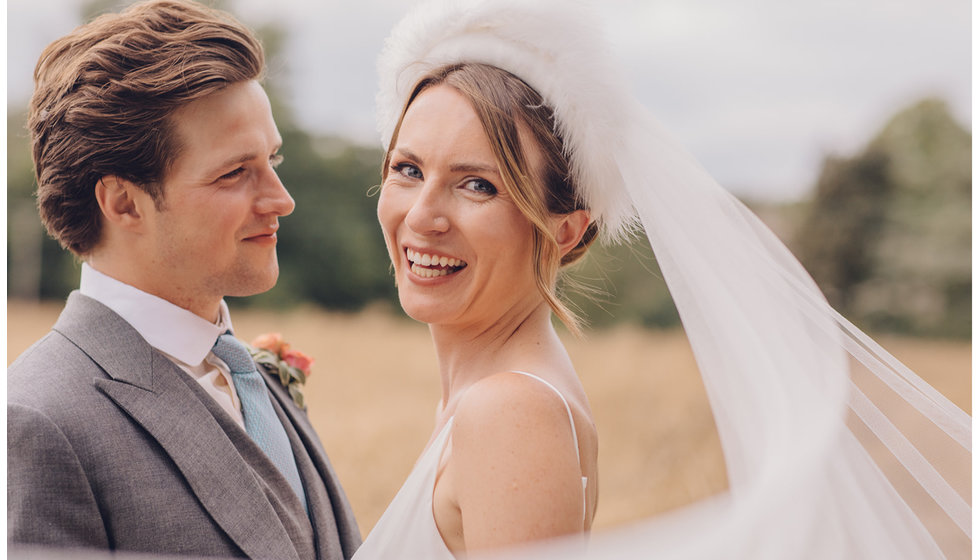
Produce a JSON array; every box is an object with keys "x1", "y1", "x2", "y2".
[
  {"x1": 356, "y1": 0, "x2": 972, "y2": 558},
  {"x1": 354, "y1": 59, "x2": 599, "y2": 559}
]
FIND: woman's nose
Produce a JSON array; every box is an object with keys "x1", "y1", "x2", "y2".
[{"x1": 404, "y1": 182, "x2": 450, "y2": 234}]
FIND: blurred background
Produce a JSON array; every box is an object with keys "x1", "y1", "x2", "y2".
[
  {"x1": 7, "y1": 0, "x2": 971, "y2": 337},
  {"x1": 6, "y1": 0, "x2": 971, "y2": 543}
]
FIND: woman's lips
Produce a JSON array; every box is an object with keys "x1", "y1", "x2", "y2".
[{"x1": 406, "y1": 248, "x2": 467, "y2": 278}]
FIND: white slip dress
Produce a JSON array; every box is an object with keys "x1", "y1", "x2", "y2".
[{"x1": 352, "y1": 371, "x2": 588, "y2": 559}]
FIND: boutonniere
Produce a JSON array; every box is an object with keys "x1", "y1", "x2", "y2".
[{"x1": 248, "y1": 333, "x2": 314, "y2": 410}]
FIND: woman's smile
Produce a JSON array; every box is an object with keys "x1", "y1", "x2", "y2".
[{"x1": 406, "y1": 248, "x2": 467, "y2": 279}]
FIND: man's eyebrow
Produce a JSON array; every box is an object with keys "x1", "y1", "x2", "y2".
[
  {"x1": 218, "y1": 153, "x2": 255, "y2": 168},
  {"x1": 212, "y1": 142, "x2": 283, "y2": 171}
]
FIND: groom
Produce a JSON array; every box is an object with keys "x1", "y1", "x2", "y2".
[{"x1": 7, "y1": 1, "x2": 360, "y2": 558}]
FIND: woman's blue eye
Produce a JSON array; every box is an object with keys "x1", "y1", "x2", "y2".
[
  {"x1": 393, "y1": 163, "x2": 422, "y2": 179},
  {"x1": 464, "y1": 178, "x2": 497, "y2": 195}
]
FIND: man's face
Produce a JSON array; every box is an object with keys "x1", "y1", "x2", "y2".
[{"x1": 139, "y1": 80, "x2": 294, "y2": 320}]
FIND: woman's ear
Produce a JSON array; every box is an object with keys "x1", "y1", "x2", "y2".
[
  {"x1": 95, "y1": 176, "x2": 149, "y2": 230},
  {"x1": 554, "y1": 209, "x2": 592, "y2": 258}
]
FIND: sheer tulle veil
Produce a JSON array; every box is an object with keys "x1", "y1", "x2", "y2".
[{"x1": 375, "y1": 1, "x2": 972, "y2": 557}]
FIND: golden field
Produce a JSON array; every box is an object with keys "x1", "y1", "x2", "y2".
[{"x1": 6, "y1": 300, "x2": 971, "y2": 538}]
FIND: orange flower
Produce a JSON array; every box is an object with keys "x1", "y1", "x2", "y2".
[
  {"x1": 251, "y1": 332, "x2": 285, "y2": 354},
  {"x1": 247, "y1": 333, "x2": 313, "y2": 409},
  {"x1": 282, "y1": 348, "x2": 314, "y2": 376}
]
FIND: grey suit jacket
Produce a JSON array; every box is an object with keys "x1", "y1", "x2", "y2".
[{"x1": 7, "y1": 292, "x2": 361, "y2": 559}]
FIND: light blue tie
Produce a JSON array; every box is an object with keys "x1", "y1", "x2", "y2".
[{"x1": 212, "y1": 333, "x2": 308, "y2": 512}]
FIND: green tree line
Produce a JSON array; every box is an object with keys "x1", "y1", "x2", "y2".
[
  {"x1": 792, "y1": 99, "x2": 971, "y2": 338},
  {"x1": 9, "y1": 97, "x2": 968, "y2": 338},
  {"x1": 6, "y1": 3, "x2": 969, "y2": 337}
]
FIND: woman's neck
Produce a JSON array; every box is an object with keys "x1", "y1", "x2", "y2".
[{"x1": 430, "y1": 302, "x2": 558, "y2": 416}]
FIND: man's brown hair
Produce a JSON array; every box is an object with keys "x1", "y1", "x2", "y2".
[{"x1": 29, "y1": 0, "x2": 265, "y2": 255}]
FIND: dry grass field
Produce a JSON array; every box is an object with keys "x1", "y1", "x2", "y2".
[{"x1": 6, "y1": 300, "x2": 971, "y2": 540}]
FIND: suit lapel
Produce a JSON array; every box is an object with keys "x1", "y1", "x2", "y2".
[
  {"x1": 261, "y1": 366, "x2": 362, "y2": 558},
  {"x1": 55, "y1": 293, "x2": 301, "y2": 560}
]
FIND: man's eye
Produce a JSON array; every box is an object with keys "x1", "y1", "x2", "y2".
[{"x1": 220, "y1": 167, "x2": 245, "y2": 180}]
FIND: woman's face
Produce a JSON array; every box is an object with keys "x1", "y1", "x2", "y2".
[{"x1": 378, "y1": 84, "x2": 541, "y2": 329}]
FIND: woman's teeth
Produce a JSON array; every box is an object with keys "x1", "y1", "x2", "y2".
[
  {"x1": 408, "y1": 249, "x2": 463, "y2": 267},
  {"x1": 411, "y1": 265, "x2": 453, "y2": 278},
  {"x1": 407, "y1": 249, "x2": 466, "y2": 278}
]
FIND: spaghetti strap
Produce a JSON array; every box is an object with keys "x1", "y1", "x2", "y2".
[
  {"x1": 510, "y1": 371, "x2": 582, "y2": 465},
  {"x1": 510, "y1": 371, "x2": 589, "y2": 525},
  {"x1": 354, "y1": 373, "x2": 591, "y2": 560}
]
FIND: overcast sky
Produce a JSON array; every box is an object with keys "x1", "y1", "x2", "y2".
[{"x1": 7, "y1": 0, "x2": 971, "y2": 201}]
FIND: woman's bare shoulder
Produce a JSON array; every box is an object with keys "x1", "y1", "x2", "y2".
[
  {"x1": 448, "y1": 371, "x2": 587, "y2": 546},
  {"x1": 450, "y1": 371, "x2": 583, "y2": 483},
  {"x1": 453, "y1": 371, "x2": 572, "y2": 432}
]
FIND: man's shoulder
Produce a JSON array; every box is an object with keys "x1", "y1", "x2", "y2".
[
  {"x1": 8, "y1": 327, "x2": 109, "y2": 408},
  {"x1": 9, "y1": 328, "x2": 84, "y2": 374},
  {"x1": 9, "y1": 292, "x2": 142, "y2": 381}
]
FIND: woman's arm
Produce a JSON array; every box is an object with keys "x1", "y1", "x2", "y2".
[{"x1": 448, "y1": 372, "x2": 586, "y2": 553}]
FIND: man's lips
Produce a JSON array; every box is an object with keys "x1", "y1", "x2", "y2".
[{"x1": 243, "y1": 228, "x2": 278, "y2": 244}]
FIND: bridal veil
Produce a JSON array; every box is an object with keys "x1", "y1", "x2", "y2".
[{"x1": 375, "y1": 1, "x2": 972, "y2": 557}]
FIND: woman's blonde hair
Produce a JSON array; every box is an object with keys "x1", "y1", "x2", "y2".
[{"x1": 382, "y1": 63, "x2": 598, "y2": 334}]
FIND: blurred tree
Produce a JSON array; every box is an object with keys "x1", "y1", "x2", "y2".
[
  {"x1": 565, "y1": 238, "x2": 679, "y2": 330},
  {"x1": 7, "y1": 2, "x2": 969, "y2": 339},
  {"x1": 7, "y1": 108, "x2": 82, "y2": 301},
  {"x1": 6, "y1": 0, "x2": 396, "y2": 312},
  {"x1": 794, "y1": 149, "x2": 893, "y2": 309},
  {"x1": 794, "y1": 98, "x2": 971, "y2": 338},
  {"x1": 81, "y1": 0, "x2": 128, "y2": 19},
  {"x1": 234, "y1": 11, "x2": 397, "y2": 311},
  {"x1": 236, "y1": 131, "x2": 395, "y2": 311},
  {"x1": 7, "y1": 107, "x2": 39, "y2": 300}
]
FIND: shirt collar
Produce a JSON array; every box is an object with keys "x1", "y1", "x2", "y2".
[{"x1": 79, "y1": 262, "x2": 233, "y2": 367}]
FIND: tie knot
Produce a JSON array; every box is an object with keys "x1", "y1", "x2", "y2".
[{"x1": 211, "y1": 333, "x2": 256, "y2": 375}]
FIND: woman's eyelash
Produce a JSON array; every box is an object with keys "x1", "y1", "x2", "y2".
[
  {"x1": 386, "y1": 163, "x2": 495, "y2": 195},
  {"x1": 465, "y1": 178, "x2": 498, "y2": 195},
  {"x1": 391, "y1": 162, "x2": 422, "y2": 178}
]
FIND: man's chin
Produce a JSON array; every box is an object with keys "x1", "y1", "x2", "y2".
[{"x1": 222, "y1": 267, "x2": 280, "y2": 298}]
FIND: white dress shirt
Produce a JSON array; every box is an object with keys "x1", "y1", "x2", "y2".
[{"x1": 79, "y1": 262, "x2": 246, "y2": 427}]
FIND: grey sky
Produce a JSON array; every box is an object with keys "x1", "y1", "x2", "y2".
[{"x1": 7, "y1": 0, "x2": 971, "y2": 201}]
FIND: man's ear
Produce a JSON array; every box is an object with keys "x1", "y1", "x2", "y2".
[
  {"x1": 554, "y1": 209, "x2": 592, "y2": 258},
  {"x1": 95, "y1": 176, "x2": 149, "y2": 230}
]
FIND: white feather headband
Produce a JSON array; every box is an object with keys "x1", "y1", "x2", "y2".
[{"x1": 376, "y1": 0, "x2": 639, "y2": 242}]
